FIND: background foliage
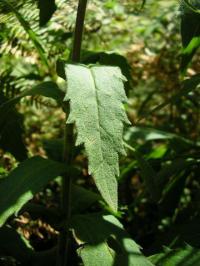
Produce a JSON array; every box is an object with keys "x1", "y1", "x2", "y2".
[{"x1": 0, "y1": 0, "x2": 200, "y2": 265}]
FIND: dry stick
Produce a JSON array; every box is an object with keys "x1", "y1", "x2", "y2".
[{"x1": 56, "y1": 1, "x2": 88, "y2": 266}]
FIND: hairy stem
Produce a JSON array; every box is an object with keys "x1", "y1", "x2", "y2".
[{"x1": 56, "y1": 1, "x2": 88, "y2": 266}]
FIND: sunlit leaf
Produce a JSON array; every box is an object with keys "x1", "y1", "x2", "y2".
[
  {"x1": 0, "y1": 156, "x2": 67, "y2": 226},
  {"x1": 64, "y1": 64, "x2": 130, "y2": 211},
  {"x1": 72, "y1": 213, "x2": 153, "y2": 266}
]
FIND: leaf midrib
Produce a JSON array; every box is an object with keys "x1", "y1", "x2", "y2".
[{"x1": 90, "y1": 67, "x2": 104, "y2": 168}]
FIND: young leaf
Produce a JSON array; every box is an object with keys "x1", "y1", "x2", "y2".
[
  {"x1": 0, "y1": 156, "x2": 67, "y2": 227},
  {"x1": 71, "y1": 213, "x2": 153, "y2": 266},
  {"x1": 64, "y1": 64, "x2": 130, "y2": 211}
]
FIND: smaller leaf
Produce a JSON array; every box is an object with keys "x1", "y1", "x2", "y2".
[
  {"x1": 71, "y1": 213, "x2": 153, "y2": 266},
  {"x1": 24, "y1": 81, "x2": 64, "y2": 103},
  {"x1": 0, "y1": 156, "x2": 67, "y2": 227}
]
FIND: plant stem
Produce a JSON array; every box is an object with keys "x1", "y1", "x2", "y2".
[
  {"x1": 56, "y1": 1, "x2": 88, "y2": 266},
  {"x1": 72, "y1": 0, "x2": 88, "y2": 62}
]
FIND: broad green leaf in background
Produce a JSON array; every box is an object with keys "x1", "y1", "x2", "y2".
[
  {"x1": 0, "y1": 156, "x2": 67, "y2": 227},
  {"x1": 149, "y1": 245, "x2": 200, "y2": 266},
  {"x1": 180, "y1": 0, "x2": 200, "y2": 71},
  {"x1": 124, "y1": 125, "x2": 200, "y2": 148},
  {"x1": 38, "y1": 0, "x2": 57, "y2": 27},
  {"x1": 25, "y1": 81, "x2": 64, "y2": 102},
  {"x1": 71, "y1": 213, "x2": 154, "y2": 266},
  {"x1": 64, "y1": 64, "x2": 130, "y2": 211}
]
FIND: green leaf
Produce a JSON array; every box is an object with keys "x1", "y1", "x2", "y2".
[
  {"x1": 71, "y1": 213, "x2": 153, "y2": 266},
  {"x1": 23, "y1": 81, "x2": 64, "y2": 102},
  {"x1": 0, "y1": 156, "x2": 67, "y2": 227},
  {"x1": 124, "y1": 126, "x2": 199, "y2": 148},
  {"x1": 38, "y1": 0, "x2": 57, "y2": 27},
  {"x1": 79, "y1": 242, "x2": 114, "y2": 266},
  {"x1": 180, "y1": 1, "x2": 200, "y2": 71},
  {"x1": 149, "y1": 245, "x2": 200, "y2": 266},
  {"x1": 64, "y1": 64, "x2": 130, "y2": 211},
  {"x1": 82, "y1": 52, "x2": 133, "y2": 94}
]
